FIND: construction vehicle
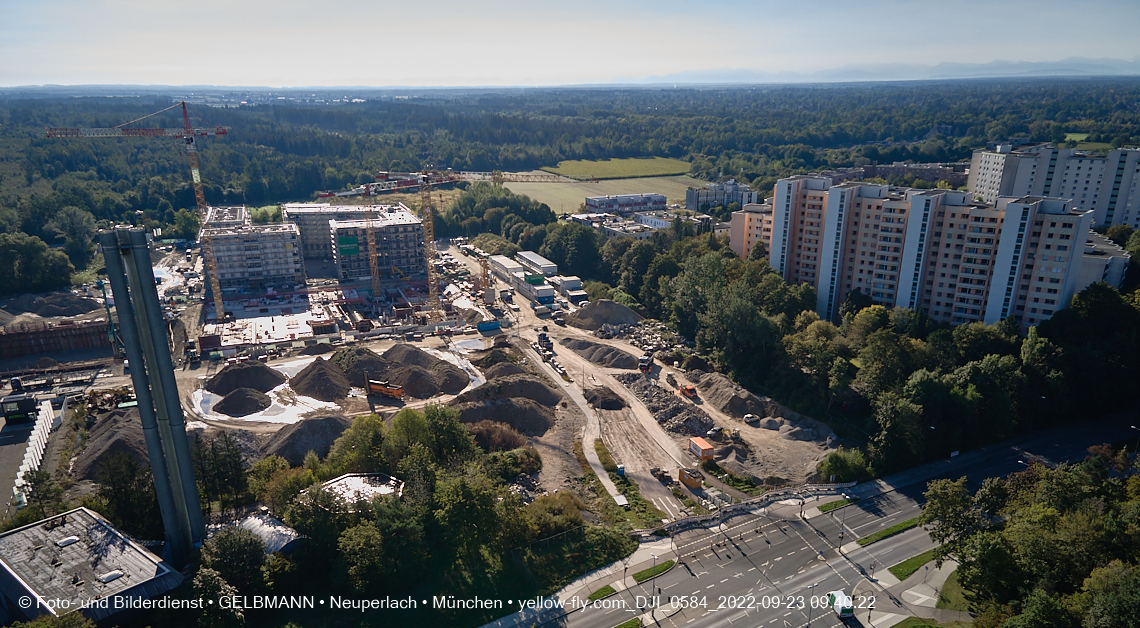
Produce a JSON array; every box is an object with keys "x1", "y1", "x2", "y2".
[
  {"x1": 47, "y1": 102, "x2": 229, "y2": 322},
  {"x1": 679, "y1": 384, "x2": 698, "y2": 398},
  {"x1": 363, "y1": 370, "x2": 404, "y2": 400},
  {"x1": 537, "y1": 332, "x2": 553, "y2": 351},
  {"x1": 638, "y1": 354, "x2": 652, "y2": 373}
]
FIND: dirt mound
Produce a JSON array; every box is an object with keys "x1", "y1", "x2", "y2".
[
  {"x1": 584, "y1": 386, "x2": 626, "y2": 410},
  {"x1": 290, "y1": 358, "x2": 350, "y2": 402},
  {"x1": 558, "y1": 337, "x2": 639, "y2": 369},
  {"x1": 3, "y1": 292, "x2": 101, "y2": 318},
  {"x1": 452, "y1": 373, "x2": 562, "y2": 406},
  {"x1": 299, "y1": 343, "x2": 334, "y2": 356},
  {"x1": 34, "y1": 357, "x2": 60, "y2": 368},
  {"x1": 565, "y1": 299, "x2": 643, "y2": 331},
  {"x1": 453, "y1": 398, "x2": 553, "y2": 436},
  {"x1": 472, "y1": 348, "x2": 519, "y2": 369},
  {"x1": 205, "y1": 362, "x2": 287, "y2": 396},
  {"x1": 458, "y1": 308, "x2": 484, "y2": 325},
  {"x1": 693, "y1": 371, "x2": 772, "y2": 419},
  {"x1": 331, "y1": 347, "x2": 390, "y2": 387},
  {"x1": 484, "y1": 362, "x2": 525, "y2": 380},
  {"x1": 614, "y1": 373, "x2": 713, "y2": 435},
  {"x1": 334, "y1": 345, "x2": 467, "y2": 398},
  {"x1": 72, "y1": 408, "x2": 149, "y2": 481},
  {"x1": 682, "y1": 355, "x2": 713, "y2": 372},
  {"x1": 213, "y1": 388, "x2": 272, "y2": 417},
  {"x1": 262, "y1": 415, "x2": 352, "y2": 465}
]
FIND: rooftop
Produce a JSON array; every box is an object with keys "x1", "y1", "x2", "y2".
[
  {"x1": 208, "y1": 511, "x2": 303, "y2": 554},
  {"x1": 205, "y1": 206, "x2": 249, "y2": 226},
  {"x1": 201, "y1": 222, "x2": 301, "y2": 237},
  {"x1": 0, "y1": 508, "x2": 181, "y2": 621},
  {"x1": 282, "y1": 203, "x2": 411, "y2": 215},
  {"x1": 329, "y1": 208, "x2": 422, "y2": 230},
  {"x1": 320, "y1": 473, "x2": 404, "y2": 504}
]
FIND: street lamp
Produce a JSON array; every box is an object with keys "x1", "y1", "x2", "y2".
[
  {"x1": 838, "y1": 492, "x2": 852, "y2": 550},
  {"x1": 806, "y1": 582, "x2": 819, "y2": 627},
  {"x1": 646, "y1": 553, "x2": 657, "y2": 597}
]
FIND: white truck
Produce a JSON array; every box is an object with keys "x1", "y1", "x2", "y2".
[{"x1": 827, "y1": 590, "x2": 855, "y2": 620}]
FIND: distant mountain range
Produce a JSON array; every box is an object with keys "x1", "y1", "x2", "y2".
[{"x1": 634, "y1": 57, "x2": 1140, "y2": 85}]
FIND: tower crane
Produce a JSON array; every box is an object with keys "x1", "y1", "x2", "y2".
[
  {"x1": 418, "y1": 180, "x2": 443, "y2": 323},
  {"x1": 46, "y1": 101, "x2": 230, "y2": 322}
]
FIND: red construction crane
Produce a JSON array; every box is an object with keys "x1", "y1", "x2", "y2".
[{"x1": 47, "y1": 102, "x2": 230, "y2": 321}]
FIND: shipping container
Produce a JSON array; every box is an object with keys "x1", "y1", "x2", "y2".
[{"x1": 689, "y1": 437, "x2": 714, "y2": 460}]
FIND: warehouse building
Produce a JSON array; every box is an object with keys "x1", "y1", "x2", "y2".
[
  {"x1": 282, "y1": 203, "x2": 413, "y2": 260},
  {"x1": 330, "y1": 205, "x2": 425, "y2": 282},
  {"x1": 202, "y1": 206, "x2": 305, "y2": 292}
]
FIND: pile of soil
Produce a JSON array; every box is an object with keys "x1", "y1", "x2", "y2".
[
  {"x1": 452, "y1": 373, "x2": 562, "y2": 406},
  {"x1": 290, "y1": 358, "x2": 350, "y2": 402},
  {"x1": 459, "y1": 308, "x2": 484, "y2": 325},
  {"x1": 299, "y1": 343, "x2": 334, "y2": 356},
  {"x1": 693, "y1": 371, "x2": 772, "y2": 419},
  {"x1": 213, "y1": 388, "x2": 272, "y2": 417},
  {"x1": 452, "y1": 398, "x2": 553, "y2": 436},
  {"x1": 682, "y1": 355, "x2": 713, "y2": 373},
  {"x1": 72, "y1": 408, "x2": 149, "y2": 481},
  {"x1": 558, "y1": 337, "x2": 639, "y2": 369},
  {"x1": 2, "y1": 292, "x2": 101, "y2": 318},
  {"x1": 262, "y1": 414, "x2": 353, "y2": 465},
  {"x1": 205, "y1": 362, "x2": 287, "y2": 396},
  {"x1": 472, "y1": 347, "x2": 519, "y2": 369},
  {"x1": 614, "y1": 373, "x2": 713, "y2": 435},
  {"x1": 331, "y1": 347, "x2": 390, "y2": 387},
  {"x1": 565, "y1": 299, "x2": 643, "y2": 331},
  {"x1": 332, "y1": 345, "x2": 469, "y2": 398},
  {"x1": 584, "y1": 386, "x2": 626, "y2": 410},
  {"x1": 484, "y1": 362, "x2": 525, "y2": 380},
  {"x1": 34, "y1": 357, "x2": 60, "y2": 368}
]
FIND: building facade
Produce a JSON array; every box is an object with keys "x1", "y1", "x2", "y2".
[
  {"x1": 202, "y1": 206, "x2": 305, "y2": 292},
  {"x1": 756, "y1": 177, "x2": 1129, "y2": 327},
  {"x1": 584, "y1": 193, "x2": 667, "y2": 215},
  {"x1": 729, "y1": 200, "x2": 773, "y2": 260},
  {"x1": 685, "y1": 179, "x2": 760, "y2": 211},
  {"x1": 282, "y1": 203, "x2": 413, "y2": 259},
  {"x1": 968, "y1": 144, "x2": 1140, "y2": 227},
  {"x1": 329, "y1": 206, "x2": 424, "y2": 282}
]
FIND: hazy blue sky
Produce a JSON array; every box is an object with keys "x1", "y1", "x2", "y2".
[{"x1": 4, "y1": 0, "x2": 1140, "y2": 86}]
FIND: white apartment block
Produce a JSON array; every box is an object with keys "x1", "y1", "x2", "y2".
[
  {"x1": 329, "y1": 206, "x2": 425, "y2": 282},
  {"x1": 282, "y1": 203, "x2": 413, "y2": 259},
  {"x1": 686, "y1": 179, "x2": 761, "y2": 211},
  {"x1": 201, "y1": 206, "x2": 305, "y2": 292},
  {"x1": 761, "y1": 177, "x2": 1129, "y2": 327},
  {"x1": 969, "y1": 144, "x2": 1140, "y2": 227}
]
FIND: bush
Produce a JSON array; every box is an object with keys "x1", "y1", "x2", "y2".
[
  {"x1": 468, "y1": 420, "x2": 526, "y2": 452},
  {"x1": 818, "y1": 447, "x2": 873, "y2": 483},
  {"x1": 487, "y1": 446, "x2": 542, "y2": 481}
]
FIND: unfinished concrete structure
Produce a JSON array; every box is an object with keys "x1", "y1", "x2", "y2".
[
  {"x1": 202, "y1": 206, "x2": 305, "y2": 292},
  {"x1": 282, "y1": 203, "x2": 412, "y2": 260},
  {"x1": 330, "y1": 206, "x2": 425, "y2": 282}
]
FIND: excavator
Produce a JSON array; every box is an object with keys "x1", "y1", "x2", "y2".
[{"x1": 363, "y1": 370, "x2": 404, "y2": 400}]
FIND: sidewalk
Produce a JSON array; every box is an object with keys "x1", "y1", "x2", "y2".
[
  {"x1": 851, "y1": 558, "x2": 972, "y2": 628},
  {"x1": 479, "y1": 537, "x2": 676, "y2": 628}
]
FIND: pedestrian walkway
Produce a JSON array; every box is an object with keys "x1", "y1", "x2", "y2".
[{"x1": 852, "y1": 558, "x2": 972, "y2": 627}]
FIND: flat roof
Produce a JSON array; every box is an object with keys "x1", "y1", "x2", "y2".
[
  {"x1": 690, "y1": 436, "x2": 713, "y2": 449},
  {"x1": 516, "y1": 251, "x2": 556, "y2": 268},
  {"x1": 0, "y1": 508, "x2": 180, "y2": 620},
  {"x1": 330, "y1": 210, "x2": 421, "y2": 230},
  {"x1": 205, "y1": 206, "x2": 248, "y2": 225},
  {"x1": 320, "y1": 473, "x2": 404, "y2": 503},
  {"x1": 282, "y1": 203, "x2": 411, "y2": 215}
]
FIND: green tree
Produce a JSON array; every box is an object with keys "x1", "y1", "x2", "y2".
[
  {"x1": 338, "y1": 521, "x2": 386, "y2": 590},
  {"x1": 920, "y1": 476, "x2": 988, "y2": 565},
  {"x1": 46, "y1": 206, "x2": 96, "y2": 268},
  {"x1": 817, "y1": 448, "x2": 871, "y2": 483},
  {"x1": 433, "y1": 472, "x2": 499, "y2": 564},
  {"x1": 247, "y1": 455, "x2": 290, "y2": 500},
  {"x1": 10, "y1": 614, "x2": 97, "y2": 628},
  {"x1": 0, "y1": 233, "x2": 74, "y2": 297},
  {"x1": 867, "y1": 392, "x2": 924, "y2": 474},
  {"x1": 22, "y1": 469, "x2": 63, "y2": 519},
  {"x1": 539, "y1": 221, "x2": 603, "y2": 279},
  {"x1": 201, "y1": 527, "x2": 268, "y2": 592},
  {"x1": 95, "y1": 452, "x2": 163, "y2": 539},
  {"x1": 193, "y1": 567, "x2": 244, "y2": 628},
  {"x1": 1002, "y1": 589, "x2": 1079, "y2": 628},
  {"x1": 326, "y1": 413, "x2": 386, "y2": 474}
]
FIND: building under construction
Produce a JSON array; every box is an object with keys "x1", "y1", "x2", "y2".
[
  {"x1": 330, "y1": 206, "x2": 425, "y2": 282},
  {"x1": 202, "y1": 206, "x2": 305, "y2": 292},
  {"x1": 282, "y1": 203, "x2": 413, "y2": 260}
]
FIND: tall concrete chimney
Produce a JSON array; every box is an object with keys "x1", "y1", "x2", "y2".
[{"x1": 99, "y1": 228, "x2": 204, "y2": 568}]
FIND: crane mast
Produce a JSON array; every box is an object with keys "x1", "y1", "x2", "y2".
[
  {"x1": 46, "y1": 101, "x2": 229, "y2": 322},
  {"x1": 419, "y1": 180, "x2": 442, "y2": 323}
]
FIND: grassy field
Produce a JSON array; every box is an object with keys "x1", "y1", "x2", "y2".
[
  {"x1": 890, "y1": 618, "x2": 973, "y2": 628},
  {"x1": 857, "y1": 516, "x2": 920, "y2": 546},
  {"x1": 541, "y1": 157, "x2": 691, "y2": 180},
  {"x1": 632, "y1": 560, "x2": 675, "y2": 583},
  {"x1": 505, "y1": 174, "x2": 703, "y2": 214},
  {"x1": 889, "y1": 548, "x2": 937, "y2": 580},
  {"x1": 1076, "y1": 142, "x2": 1114, "y2": 151},
  {"x1": 937, "y1": 570, "x2": 970, "y2": 612},
  {"x1": 1065, "y1": 133, "x2": 1090, "y2": 142}
]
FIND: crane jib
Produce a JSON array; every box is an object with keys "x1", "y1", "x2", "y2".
[{"x1": 45, "y1": 127, "x2": 228, "y2": 138}]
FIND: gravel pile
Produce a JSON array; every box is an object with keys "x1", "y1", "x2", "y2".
[
  {"x1": 2, "y1": 292, "x2": 101, "y2": 318},
  {"x1": 558, "y1": 337, "x2": 639, "y2": 369},
  {"x1": 262, "y1": 415, "x2": 352, "y2": 465},
  {"x1": 299, "y1": 343, "x2": 335, "y2": 356},
  {"x1": 213, "y1": 388, "x2": 272, "y2": 417},
  {"x1": 331, "y1": 347, "x2": 390, "y2": 387},
  {"x1": 472, "y1": 347, "x2": 520, "y2": 369},
  {"x1": 452, "y1": 398, "x2": 553, "y2": 436},
  {"x1": 452, "y1": 373, "x2": 562, "y2": 406},
  {"x1": 72, "y1": 408, "x2": 149, "y2": 481},
  {"x1": 613, "y1": 373, "x2": 713, "y2": 435},
  {"x1": 565, "y1": 299, "x2": 642, "y2": 331},
  {"x1": 484, "y1": 362, "x2": 525, "y2": 380},
  {"x1": 205, "y1": 362, "x2": 287, "y2": 396},
  {"x1": 290, "y1": 358, "x2": 350, "y2": 402},
  {"x1": 693, "y1": 371, "x2": 772, "y2": 419},
  {"x1": 584, "y1": 386, "x2": 626, "y2": 410}
]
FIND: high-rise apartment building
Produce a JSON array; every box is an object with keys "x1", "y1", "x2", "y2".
[
  {"x1": 968, "y1": 144, "x2": 1140, "y2": 227},
  {"x1": 742, "y1": 177, "x2": 1130, "y2": 327},
  {"x1": 201, "y1": 206, "x2": 305, "y2": 292},
  {"x1": 729, "y1": 201, "x2": 773, "y2": 260},
  {"x1": 686, "y1": 179, "x2": 760, "y2": 211},
  {"x1": 329, "y1": 206, "x2": 425, "y2": 282},
  {"x1": 282, "y1": 203, "x2": 413, "y2": 259}
]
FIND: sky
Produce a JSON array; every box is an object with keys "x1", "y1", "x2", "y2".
[{"x1": 4, "y1": 0, "x2": 1140, "y2": 87}]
